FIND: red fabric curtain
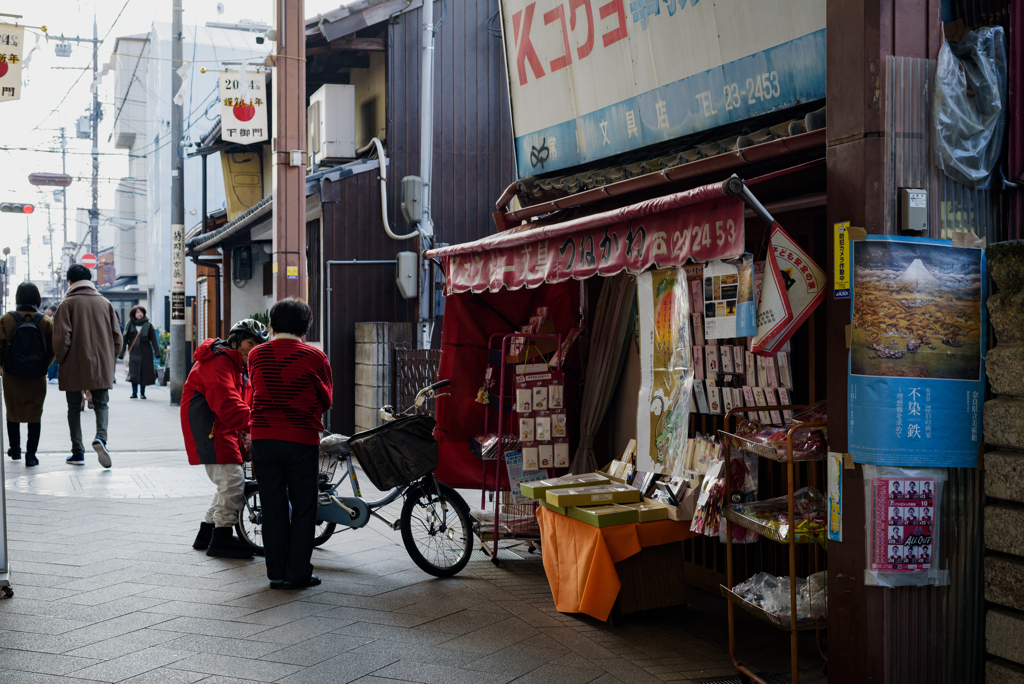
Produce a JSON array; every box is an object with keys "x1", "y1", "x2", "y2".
[{"x1": 433, "y1": 281, "x2": 581, "y2": 490}]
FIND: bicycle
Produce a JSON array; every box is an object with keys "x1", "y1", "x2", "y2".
[{"x1": 235, "y1": 379, "x2": 474, "y2": 578}]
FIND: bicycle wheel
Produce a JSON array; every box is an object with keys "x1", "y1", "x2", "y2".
[
  {"x1": 313, "y1": 520, "x2": 336, "y2": 546},
  {"x1": 236, "y1": 486, "x2": 264, "y2": 553},
  {"x1": 400, "y1": 481, "x2": 473, "y2": 578}
]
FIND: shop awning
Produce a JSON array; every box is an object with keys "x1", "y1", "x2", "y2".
[{"x1": 426, "y1": 176, "x2": 757, "y2": 294}]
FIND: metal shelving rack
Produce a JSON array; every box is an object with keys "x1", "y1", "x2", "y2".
[
  {"x1": 719, "y1": 405, "x2": 828, "y2": 684},
  {"x1": 477, "y1": 331, "x2": 563, "y2": 565}
]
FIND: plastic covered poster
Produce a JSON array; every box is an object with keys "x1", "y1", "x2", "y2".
[
  {"x1": 703, "y1": 254, "x2": 756, "y2": 339},
  {"x1": 637, "y1": 268, "x2": 693, "y2": 475},
  {"x1": 864, "y1": 465, "x2": 947, "y2": 587},
  {"x1": 849, "y1": 237, "x2": 986, "y2": 468}
]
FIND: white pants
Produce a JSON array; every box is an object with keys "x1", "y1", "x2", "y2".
[{"x1": 204, "y1": 464, "x2": 245, "y2": 528}]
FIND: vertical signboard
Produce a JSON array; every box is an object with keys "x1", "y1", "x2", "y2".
[
  {"x1": 170, "y1": 223, "x2": 186, "y2": 324},
  {"x1": 834, "y1": 221, "x2": 851, "y2": 299},
  {"x1": 219, "y1": 70, "x2": 268, "y2": 144},
  {"x1": 0, "y1": 25, "x2": 24, "y2": 103},
  {"x1": 848, "y1": 237, "x2": 985, "y2": 467},
  {"x1": 500, "y1": 0, "x2": 826, "y2": 178}
]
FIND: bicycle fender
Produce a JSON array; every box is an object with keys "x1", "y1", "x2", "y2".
[{"x1": 318, "y1": 496, "x2": 370, "y2": 528}]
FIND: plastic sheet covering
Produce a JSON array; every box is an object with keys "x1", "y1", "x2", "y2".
[
  {"x1": 348, "y1": 415, "x2": 438, "y2": 491},
  {"x1": 933, "y1": 27, "x2": 1008, "y2": 188}
]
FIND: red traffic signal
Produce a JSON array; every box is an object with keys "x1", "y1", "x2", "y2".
[{"x1": 0, "y1": 203, "x2": 34, "y2": 214}]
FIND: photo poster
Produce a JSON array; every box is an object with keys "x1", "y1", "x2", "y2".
[
  {"x1": 637, "y1": 268, "x2": 693, "y2": 475},
  {"x1": 703, "y1": 254, "x2": 755, "y2": 339},
  {"x1": 514, "y1": 365, "x2": 568, "y2": 471},
  {"x1": 870, "y1": 477, "x2": 935, "y2": 573},
  {"x1": 848, "y1": 237, "x2": 986, "y2": 467}
]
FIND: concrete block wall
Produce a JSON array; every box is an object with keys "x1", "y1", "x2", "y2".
[
  {"x1": 983, "y1": 242, "x2": 1024, "y2": 684},
  {"x1": 353, "y1": 322, "x2": 413, "y2": 434}
]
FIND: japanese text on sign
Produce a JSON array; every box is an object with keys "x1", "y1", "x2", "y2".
[
  {"x1": 0, "y1": 25, "x2": 25, "y2": 103},
  {"x1": 219, "y1": 70, "x2": 268, "y2": 144}
]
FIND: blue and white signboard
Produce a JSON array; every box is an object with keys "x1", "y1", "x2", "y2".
[
  {"x1": 500, "y1": 0, "x2": 826, "y2": 178},
  {"x1": 848, "y1": 237, "x2": 986, "y2": 468}
]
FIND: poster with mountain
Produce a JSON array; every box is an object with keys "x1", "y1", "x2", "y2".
[{"x1": 848, "y1": 237, "x2": 986, "y2": 468}]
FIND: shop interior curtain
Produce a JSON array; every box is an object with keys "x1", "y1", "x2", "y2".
[{"x1": 571, "y1": 274, "x2": 637, "y2": 474}]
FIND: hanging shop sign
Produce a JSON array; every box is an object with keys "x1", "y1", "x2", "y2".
[
  {"x1": 499, "y1": 0, "x2": 826, "y2": 178},
  {"x1": 0, "y1": 25, "x2": 25, "y2": 103},
  {"x1": 834, "y1": 221, "x2": 851, "y2": 299},
  {"x1": 848, "y1": 237, "x2": 986, "y2": 468},
  {"x1": 636, "y1": 267, "x2": 693, "y2": 474},
  {"x1": 219, "y1": 69, "x2": 267, "y2": 144},
  {"x1": 440, "y1": 195, "x2": 744, "y2": 294},
  {"x1": 752, "y1": 223, "x2": 825, "y2": 355}
]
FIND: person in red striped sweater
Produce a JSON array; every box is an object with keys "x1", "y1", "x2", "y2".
[{"x1": 247, "y1": 298, "x2": 333, "y2": 589}]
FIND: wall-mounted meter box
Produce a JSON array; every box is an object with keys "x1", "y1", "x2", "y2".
[
  {"x1": 396, "y1": 251, "x2": 418, "y2": 300},
  {"x1": 401, "y1": 176, "x2": 423, "y2": 225},
  {"x1": 899, "y1": 188, "x2": 927, "y2": 232}
]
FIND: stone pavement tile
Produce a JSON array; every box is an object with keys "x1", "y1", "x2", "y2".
[
  {"x1": 188, "y1": 678, "x2": 264, "y2": 684},
  {"x1": 258, "y1": 633, "x2": 375, "y2": 667},
  {"x1": 591, "y1": 657, "x2": 666, "y2": 683},
  {"x1": 493, "y1": 599, "x2": 563, "y2": 628},
  {"x1": 539, "y1": 626, "x2": 618, "y2": 660},
  {"x1": 219, "y1": 591, "x2": 302, "y2": 611},
  {"x1": 274, "y1": 651, "x2": 399, "y2": 684},
  {"x1": 0, "y1": 648, "x2": 100, "y2": 675},
  {"x1": 587, "y1": 676, "x2": 626, "y2": 684},
  {"x1": 244, "y1": 616, "x2": 356, "y2": 645},
  {"x1": 149, "y1": 616, "x2": 272, "y2": 639},
  {"x1": 0, "y1": 672, "x2": 98, "y2": 684},
  {"x1": 0, "y1": 629, "x2": 102, "y2": 655},
  {"x1": 67, "y1": 646, "x2": 191, "y2": 682},
  {"x1": 370, "y1": 661, "x2": 514, "y2": 684},
  {"x1": 64, "y1": 583, "x2": 164, "y2": 607},
  {"x1": 65, "y1": 597, "x2": 173, "y2": 624},
  {"x1": 319, "y1": 605, "x2": 434, "y2": 628},
  {"x1": 162, "y1": 634, "x2": 286, "y2": 659},
  {"x1": 166, "y1": 653, "x2": 302, "y2": 681},
  {"x1": 548, "y1": 652, "x2": 611, "y2": 670},
  {"x1": 117, "y1": 668, "x2": 210, "y2": 684},
  {"x1": 232, "y1": 600, "x2": 338, "y2": 627},
  {"x1": 333, "y1": 621, "x2": 456, "y2": 646},
  {"x1": 348, "y1": 639, "x2": 481, "y2": 668},
  {"x1": 63, "y1": 628, "x2": 184, "y2": 660},
  {"x1": 136, "y1": 585, "x2": 255, "y2": 605},
  {"x1": 60, "y1": 610, "x2": 177, "y2": 641},
  {"x1": 141, "y1": 600, "x2": 258, "y2": 620},
  {"x1": 3, "y1": 584, "x2": 83, "y2": 601},
  {"x1": 651, "y1": 673, "x2": 693, "y2": 682},
  {"x1": 437, "y1": 616, "x2": 539, "y2": 655},
  {"x1": 507, "y1": 663, "x2": 607, "y2": 684},
  {"x1": 463, "y1": 644, "x2": 570, "y2": 678},
  {"x1": 0, "y1": 597, "x2": 99, "y2": 620},
  {"x1": 0, "y1": 613, "x2": 91, "y2": 635},
  {"x1": 412, "y1": 608, "x2": 508, "y2": 636},
  {"x1": 349, "y1": 678, "x2": 419, "y2": 684}
]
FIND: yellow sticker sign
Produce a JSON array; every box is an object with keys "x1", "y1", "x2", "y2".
[
  {"x1": 286, "y1": 265, "x2": 298, "y2": 280},
  {"x1": 834, "y1": 221, "x2": 850, "y2": 299}
]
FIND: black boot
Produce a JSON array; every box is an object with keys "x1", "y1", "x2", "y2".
[
  {"x1": 192, "y1": 522, "x2": 214, "y2": 550},
  {"x1": 7, "y1": 449, "x2": 20, "y2": 461},
  {"x1": 207, "y1": 526, "x2": 255, "y2": 559},
  {"x1": 25, "y1": 454, "x2": 38, "y2": 467}
]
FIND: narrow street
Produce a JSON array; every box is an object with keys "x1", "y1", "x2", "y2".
[{"x1": 0, "y1": 365, "x2": 821, "y2": 684}]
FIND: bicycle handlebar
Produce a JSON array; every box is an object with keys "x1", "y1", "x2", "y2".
[{"x1": 428, "y1": 379, "x2": 452, "y2": 391}]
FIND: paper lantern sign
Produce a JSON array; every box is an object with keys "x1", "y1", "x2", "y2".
[
  {"x1": 219, "y1": 69, "x2": 267, "y2": 144},
  {"x1": 752, "y1": 223, "x2": 826, "y2": 355},
  {"x1": 0, "y1": 25, "x2": 25, "y2": 103}
]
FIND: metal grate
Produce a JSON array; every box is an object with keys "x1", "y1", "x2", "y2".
[
  {"x1": 393, "y1": 346, "x2": 441, "y2": 414},
  {"x1": 698, "y1": 675, "x2": 791, "y2": 684}
]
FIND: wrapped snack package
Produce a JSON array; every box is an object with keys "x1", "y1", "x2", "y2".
[
  {"x1": 733, "y1": 570, "x2": 827, "y2": 622},
  {"x1": 725, "y1": 487, "x2": 827, "y2": 544}
]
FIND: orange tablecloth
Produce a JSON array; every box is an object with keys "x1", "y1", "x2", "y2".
[{"x1": 536, "y1": 505, "x2": 697, "y2": 621}]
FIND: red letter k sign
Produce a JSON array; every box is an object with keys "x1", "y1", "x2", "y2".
[{"x1": 512, "y1": 3, "x2": 546, "y2": 86}]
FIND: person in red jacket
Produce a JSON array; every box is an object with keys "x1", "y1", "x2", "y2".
[
  {"x1": 248, "y1": 298, "x2": 332, "y2": 589},
  {"x1": 181, "y1": 319, "x2": 269, "y2": 559}
]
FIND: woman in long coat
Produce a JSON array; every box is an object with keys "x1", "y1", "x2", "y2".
[
  {"x1": 122, "y1": 305, "x2": 159, "y2": 399},
  {"x1": 0, "y1": 282, "x2": 54, "y2": 467}
]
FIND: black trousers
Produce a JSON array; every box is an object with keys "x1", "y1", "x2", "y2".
[
  {"x1": 7, "y1": 422, "x2": 41, "y2": 456},
  {"x1": 251, "y1": 439, "x2": 319, "y2": 583}
]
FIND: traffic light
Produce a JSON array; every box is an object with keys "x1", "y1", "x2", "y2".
[{"x1": 0, "y1": 203, "x2": 34, "y2": 214}]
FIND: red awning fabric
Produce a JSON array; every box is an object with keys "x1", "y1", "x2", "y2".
[{"x1": 426, "y1": 179, "x2": 746, "y2": 294}]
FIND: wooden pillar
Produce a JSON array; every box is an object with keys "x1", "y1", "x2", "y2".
[{"x1": 825, "y1": 1, "x2": 943, "y2": 682}]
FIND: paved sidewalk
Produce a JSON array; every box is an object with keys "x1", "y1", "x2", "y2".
[{"x1": 0, "y1": 368, "x2": 826, "y2": 683}]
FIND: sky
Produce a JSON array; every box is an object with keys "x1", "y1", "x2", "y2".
[{"x1": 0, "y1": 0, "x2": 343, "y2": 284}]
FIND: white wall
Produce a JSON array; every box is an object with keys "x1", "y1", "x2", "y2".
[{"x1": 228, "y1": 261, "x2": 272, "y2": 325}]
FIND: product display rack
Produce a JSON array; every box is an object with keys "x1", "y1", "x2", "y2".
[
  {"x1": 477, "y1": 332, "x2": 563, "y2": 565},
  {"x1": 719, "y1": 405, "x2": 828, "y2": 684}
]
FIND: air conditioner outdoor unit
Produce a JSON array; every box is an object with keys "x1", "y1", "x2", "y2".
[{"x1": 307, "y1": 84, "x2": 355, "y2": 169}]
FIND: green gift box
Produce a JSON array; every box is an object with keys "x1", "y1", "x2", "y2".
[
  {"x1": 546, "y1": 484, "x2": 641, "y2": 508},
  {"x1": 537, "y1": 498, "x2": 569, "y2": 516},
  {"x1": 622, "y1": 500, "x2": 670, "y2": 523},
  {"x1": 568, "y1": 504, "x2": 640, "y2": 528},
  {"x1": 519, "y1": 473, "x2": 611, "y2": 500}
]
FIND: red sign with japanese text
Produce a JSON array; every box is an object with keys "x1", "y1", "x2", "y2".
[{"x1": 442, "y1": 196, "x2": 744, "y2": 294}]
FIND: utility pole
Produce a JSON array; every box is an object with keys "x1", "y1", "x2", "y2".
[
  {"x1": 90, "y1": 16, "x2": 100, "y2": 258},
  {"x1": 60, "y1": 127, "x2": 68, "y2": 272},
  {"x1": 46, "y1": 204, "x2": 55, "y2": 296},
  {"x1": 169, "y1": 0, "x2": 186, "y2": 405},
  {"x1": 271, "y1": 0, "x2": 306, "y2": 299},
  {"x1": 25, "y1": 214, "x2": 30, "y2": 284},
  {"x1": 416, "y1": 0, "x2": 436, "y2": 349}
]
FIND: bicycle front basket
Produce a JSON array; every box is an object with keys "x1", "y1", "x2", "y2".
[{"x1": 348, "y1": 415, "x2": 438, "y2": 491}]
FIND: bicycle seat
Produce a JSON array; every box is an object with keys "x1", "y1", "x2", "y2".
[{"x1": 319, "y1": 433, "x2": 351, "y2": 456}]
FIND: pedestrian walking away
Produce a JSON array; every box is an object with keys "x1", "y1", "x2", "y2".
[
  {"x1": 248, "y1": 298, "x2": 333, "y2": 589},
  {"x1": 121, "y1": 305, "x2": 159, "y2": 399},
  {"x1": 43, "y1": 306, "x2": 58, "y2": 384},
  {"x1": 52, "y1": 265, "x2": 123, "y2": 468},
  {"x1": 0, "y1": 283, "x2": 54, "y2": 468},
  {"x1": 181, "y1": 318, "x2": 270, "y2": 559}
]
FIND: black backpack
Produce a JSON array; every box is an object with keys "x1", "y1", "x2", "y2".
[{"x1": 5, "y1": 311, "x2": 49, "y2": 378}]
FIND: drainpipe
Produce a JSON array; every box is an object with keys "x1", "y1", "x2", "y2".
[{"x1": 417, "y1": 0, "x2": 436, "y2": 350}]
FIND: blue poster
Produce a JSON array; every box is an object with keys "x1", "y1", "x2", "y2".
[{"x1": 848, "y1": 237, "x2": 985, "y2": 468}]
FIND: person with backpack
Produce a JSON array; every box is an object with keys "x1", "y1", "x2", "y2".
[
  {"x1": 120, "y1": 306, "x2": 159, "y2": 399},
  {"x1": 52, "y1": 265, "x2": 123, "y2": 468},
  {"x1": 0, "y1": 283, "x2": 54, "y2": 467}
]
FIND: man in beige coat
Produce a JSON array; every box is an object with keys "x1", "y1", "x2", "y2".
[{"x1": 52, "y1": 265, "x2": 123, "y2": 467}]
